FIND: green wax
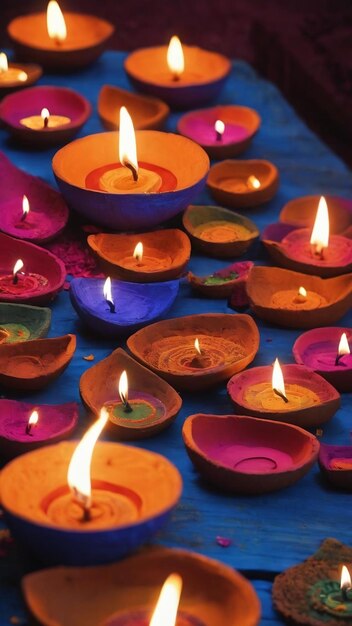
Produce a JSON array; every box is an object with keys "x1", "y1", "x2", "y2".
[{"x1": 0, "y1": 323, "x2": 30, "y2": 344}]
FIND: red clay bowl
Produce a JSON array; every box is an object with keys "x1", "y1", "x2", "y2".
[
  {"x1": 227, "y1": 364, "x2": 340, "y2": 429},
  {"x1": 178, "y1": 105, "x2": 261, "y2": 159},
  {"x1": 0, "y1": 400, "x2": 78, "y2": 460},
  {"x1": 7, "y1": 13, "x2": 114, "y2": 71},
  {"x1": 280, "y1": 195, "x2": 352, "y2": 237},
  {"x1": 246, "y1": 266, "x2": 352, "y2": 329},
  {"x1": 98, "y1": 85, "x2": 169, "y2": 131},
  {"x1": 0, "y1": 303, "x2": 51, "y2": 344},
  {"x1": 293, "y1": 327, "x2": 352, "y2": 393},
  {"x1": 207, "y1": 160, "x2": 279, "y2": 209},
  {"x1": 0, "y1": 442, "x2": 182, "y2": 565},
  {"x1": 52, "y1": 131, "x2": 209, "y2": 230},
  {"x1": 124, "y1": 45, "x2": 231, "y2": 109},
  {"x1": 22, "y1": 547, "x2": 260, "y2": 626},
  {"x1": 0, "y1": 62, "x2": 42, "y2": 99},
  {"x1": 182, "y1": 413, "x2": 319, "y2": 494},
  {"x1": 0, "y1": 86, "x2": 91, "y2": 147},
  {"x1": 187, "y1": 261, "x2": 253, "y2": 299},
  {"x1": 319, "y1": 443, "x2": 352, "y2": 490},
  {"x1": 88, "y1": 229, "x2": 191, "y2": 282},
  {"x1": 0, "y1": 232, "x2": 66, "y2": 305},
  {"x1": 0, "y1": 151, "x2": 68, "y2": 244},
  {"x1": 127, "y1": 313, "x2": 260, "y2": 391},
  {"x1": 80, "y1": 348, "x2": 182, "y2": 440}
]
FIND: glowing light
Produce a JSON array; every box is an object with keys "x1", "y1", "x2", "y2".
[
  {"x1": 28, "y1": 410, "x2": 39, "y2": 427},
  {"x1": 194, "y1": 338, "x2": 201, "y2": 355},
  {"x1": 298, "y1": 286, "x2": 307, "y2": 297},
  {"x1": 133, "y1": 242, "x2": 143, "y2": 263},
  {"x1": 338, "y1": 332, "x2": 350, "y2": 357},
  {"x1": 247, "y1": 175, "x2": 261, "y2": 190},
  {"x1": 13, "y1": 259, "x2": 24, "y2": 277},
  {"x1": 118, "y1": 370, "x2": 129, "y2": 404},
  {"x1": 103, "y1": 277, "x2": 115, "y2": 313},
  {"x1": 22, "y1": 195, "x2": 30, "y2": 218},
  {"x1": 310, "y1": 196, "x2": 329, "y2": 255},
  {"x1": 0, "y1": 52, "x2": 8, "y2": 73},
  {"x1": 41, "y1": 108, "x2": 50, "y2": 128},
  {"x1": 167, "y1": 36, "x2": 184, "y2": 80},
  {"x1": 149, "y1": 573, "x2": 183, "y2": 626},
  {"x1": 119, "y1": 106, "x2": 138, "y2": 179},
  {"x1": 215, "y1": 120, "x2": 225, "y2": 136},
  {"x1": 341, "y1": 565, "x2": 351, "y2": 591},
  {"x1": 272, "y1": 358, "x2": 286, "y2": 400},
  {"x1": 47, "y1": 0, "x2": 67, "y2": 43}
]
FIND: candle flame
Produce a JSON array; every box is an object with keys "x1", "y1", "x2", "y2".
[
  {"x1": 149, "y1": 573, "x2": 183, "y2": 626},
  {"x1": 248, "y1": 175, "x2": 261, "y2": 190},
  {"x1": 18, "y1": 71, "x2": 28, "y2": 82},
  {"x1": 167, "y1": 36, "x2": 184, "y2": 79},
  {"x1": 194, "y1": 338, "x2": 201, "y2": 355},
  {"x1": 272, "y1": 358, "x2": 286, "y2": 397},
  {"x1": 310, "y1": 196, "x2": 329, "y2": 254},
  {"x1": 133, "y1": 242, "x2": 143, "y2": 263},
  {"x1": 13, "y1": 259, "x2": 24, "y2": 276},
  {"x1": 341, "y1": 565, "x2": 351, "y2": 590},
  {"x1": 47, "y1": 0, "x2": 67, "y2": 43},
  {"x1": 22, "y1": 195, "x2": 30, "y2": 217},
  {"x1": 119, "y1": 106, "x2": 138, "y2": 176},
  {"x1": 41, "y1": 108, "x2": 50, "y2": 126},
  {"x1": 28, "y1": 410, "x2": 39, "y2": 428},
  {"x1": 118, "y1": 370, "x2": 129, "y2": 404},
  {"x1": 103, "y1": 277, "x2": 114, "y2": 305},
  {"x1": 0, "y1": 52, "x2": 8, "y2": 73},
  {"x1": 215, "y1": 120, "x2": 225, "y2": 136},
  {"x1": 338, "y1": 332, "x2": 350, "y2": 357},
  {"x1": 298, "y1": 286, "x2": 307, "y2": 297},
  {"x1": 67, "y1": 408, "x2": 109, "y2": 511}
]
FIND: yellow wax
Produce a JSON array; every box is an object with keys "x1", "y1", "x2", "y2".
[
  {"x1": 194, "y1": 220, "x2": 251, "y2": 243},
  {"x1": 19, "y1": 115, "x2": 71, "y2": 130},
  {"x1": 119, "y1": 255, "x2": 170, "y2": 271},
  {"x1": 221, "y1": 177, "x2": 255, "y2": 193},
  {"x1": 244, "y1": 382, "x2": 320, "y2": 411},
  {"x1": 271, "y1": 289, "x2": 327, "y2": 310},
  {"x1": 99, "y1": 167, "x2": 162, "y2": 194},
  {"x1": 0, "y1": 68, "x2": 27, "y2": 84}
]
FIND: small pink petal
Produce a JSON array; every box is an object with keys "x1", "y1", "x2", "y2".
[{"x1": 216, "y1": 536, "x2": 232, "y2": 547}]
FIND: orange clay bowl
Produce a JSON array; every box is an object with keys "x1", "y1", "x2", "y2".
[
  {"x1": 182, "y1": 205, "x2": 259, "y2": 259},
  {"x1": 182, "y1": 413, "x2": 319, "y2": 494},
  {"x1": 0, "y1": 334, "x2": 76, "y2": 391},
  {"x1": 127, "y1": 313, "x2": 259, "y2": 391},
  {"x1": 98, "y1": 85, "x2": 169, "y2": 131},
  {"x1": 80, "y1": 348, "x2": 182, "y2": 440},
  {"x1": 280, "y1": 194, "x2": 352, "y2": 237},
  {"x1": 207, "y1": 160, "x2": 279, "y2": 209},
  {"x1": 0, "y1": 63, "x2": 42, "y2": 99},
  {"x1": 88, "y1": 229, "x2": 191, "y2": 283},
  {"x1": 246, "y1": 266, "x2": 352, "y2": 329},
  {"x1": 22, "y1": 547, "x2": 261, "y2": 626}
]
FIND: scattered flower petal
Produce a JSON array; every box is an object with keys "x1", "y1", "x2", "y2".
[
  {"x1": 83, "y1": 354, "x2": 95, "y2": 361},
  {"x1": 216, "y1": 535, "x2": 232, "y2": 548}
]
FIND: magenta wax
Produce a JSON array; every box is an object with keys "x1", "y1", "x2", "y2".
[
  {"x1": 102, "y1": 609, "x2": 205, "y2": 626},
  {"x1": 280, "y1": 229, "x2": 352, "y2": 275}
]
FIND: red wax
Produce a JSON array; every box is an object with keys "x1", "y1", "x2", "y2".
[
  {"x1": 85, "y1": 162, "x2": 177, "y2": 193},
  {"x1": 0, "y1": 272, "x2": 48, "y2": 296},
  {"x1": 281, "y1": 229, "x2": 352, "y2": 268}
]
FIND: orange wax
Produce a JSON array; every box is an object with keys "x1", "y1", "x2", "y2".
[
  {"x1": 243, "y1": 383, "x2": 320, "y2": 411},
  {"x1": 0, "y1": 68, "x2": 27, "y2": 84},
  {"x1": 330, "y1": 458, "x2": 352, "y2": 471},
  {"x1": 85, "y1": 161, "x2": 177, "y2": 195},
  {"x1": 193, "y1": 220, "x2": 251, "y2": 244},
  {"x1": 217, "y1": 176, "x2": 257, "y2": 193},
  {"x1": 270, "y1": 289, "x2": 327, "y2": 310},
  {"x1": 20, "y1": 114, "x2": 71, "y2": 129},
  {"x1": 119, "y1": 251, "x2": 171, "y2": 272}
]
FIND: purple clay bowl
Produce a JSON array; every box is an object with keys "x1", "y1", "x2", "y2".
[
  {"x1": 0, "y1": 152, "x2": 68, "y2": 244},
  {"x1": 293, "y1": 327, "x2": 352, "y2": 393},
  {"x1": 319, "y1": 443, "x2": 352, "y2": 490},
  {"x1": 0, "y1": 86, "x2": 91, "y2": 147},
  {"x1": 70, "y1": 277, "x2": 179, "y2": 337}
]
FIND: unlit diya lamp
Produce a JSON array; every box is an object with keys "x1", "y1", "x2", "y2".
[
  {"x1": 0, "y1": 411, "x2": 182, "y2": 565},
  {"x1": 293, "y1": 327, "x2": 352, "y2": 392},
  {"x1": 98, "y1": 85, "x2": 169, "y2": 131},
  {"x1": 7, "y1": 0, "x2": 114, "y2": 70},
  {"x1": 0, "y1": 51, "x2": 42, "y2": 96},
  {"x1": 319, "y1": 443, "x2": 352, "y2": 490},
  {"x1": 187, "y1": 260, "x2": 253, "y2": 300},
  {"x1": 0, "y1": 302, "x2": 51, "y2": 343},
  {"x1": 125, "y1": 35, "x2": 231, "y2": 108},
  {"x1": 207, "y1": 159, "x2": 279, "y2": 209},
  {"x1": 227, "y1": 359, "x2": 340, "y2": 429}
]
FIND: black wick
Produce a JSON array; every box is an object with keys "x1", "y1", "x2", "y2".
[
  {"x1": 120, "y1": 392, "x2": 132, "y2": 413},
  {"x1": 273, "y1": 388, "x2": 289, "y2": 403}
]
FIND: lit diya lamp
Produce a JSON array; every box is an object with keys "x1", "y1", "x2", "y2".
[
  {"x1": 263, "y1": 196, "x2": 352, "y2": 277},
  {"x1": 0, "y1": 412, "x2": 182, "y2": 565},
  {"x1": 207, "y1": 159, "x2": 279, "y2": 209},
  {"x1": 227, "y1": 360, "x2": 340, "y2": 429},
  {"x1": 0, "y1": 302, "x2": 51, "y2": 344},
  {"x1": 0, "y1": 257, "x2": 48, "y2": 299},
  {"x1": 7, "y1": 0, "x2": 114, "y2": 70},
  {"x1": 125, "y1": 35, "x2": 231, "y2": 108},
  {"x1": 0, "y1": 51, "x2": 42, "y2": 96},
  {"x1": 20, "y1": 106, "x2": 70, "y2": 130}
]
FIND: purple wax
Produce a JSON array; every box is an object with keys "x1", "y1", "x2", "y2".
[{"x1": 181, "y1": 117, "x2": 249, "y2": 147}]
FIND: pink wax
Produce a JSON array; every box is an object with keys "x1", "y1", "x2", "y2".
[
  {"x1": 181, "y1": 117, "x2": 250, "y2": 147},
  {"x1": 281, "y1": 229, "x2": 352, "y2": 269},
  {"x1": 1, "y1": 197, "x2": 60, "y2": 242}
]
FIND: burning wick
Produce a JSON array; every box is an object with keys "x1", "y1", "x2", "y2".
[
  {"x1": 47, "y1": 0, "x2": 67, "y2": 46},
  {"x1": 21, "y1": 194, "x2": 30, "y2": 222},
  {"x1": 103, "y1": 277, "x2": 115, "y2": 313},
  {"x1": 247, "y1": 175, "x2": 261, "y2": 190},
  {"x1": 118, "y1": 370, "x2": 132, "y2": 413},
  {"x1": 335, "y1": 332, "x2": 350, "y2": 366},
  {"x1": 295, "y1": 286, "x2": 307, "y2": 303},
  {"x1": 12, "y1": 259, "x2": 24, "y2": 285},
  {"x1": 149, "y1": 573, "x2": 183, "y2": 626},
  {"x1": 272, "y1": 357, "x2": 288, "y2": 403},
  {"x1": 25, "y1": 409, "x2": 39, "y2": 435},
  {"x1": 310, "y1": 195, "x2": 329, "y2": 259},
  {"x1": 133, "y1": 241, "x2": 143, "y2": 265},
  {"x1": 119, "y1": 106, "x2": 138, "y2": 182},
  {"x1": 215, "y1": 119, "x2": 225, "y2": 142},
  {"x1": 41, "y1": 108, "x2": 50, "y2": 129},
  {"x1": 167, "y1": 35, "x2": 184, "y2": 81},
  {"x1": 340, "y1": 565, "x2": 352, "y2": 601}
]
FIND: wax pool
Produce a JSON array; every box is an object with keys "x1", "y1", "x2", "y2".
[
  {"x1": 193, "y1": 220, "x2": 252, "y2": 244},
  {"x1": 105, "y1": 391, "x2": 167, "y2": 430},
  {"x1": 85, "y1": 162, "x2": 177, "y2": 194},
  {"x1": 243, "y1": 383, "x2": 320, "y2": 411},
  {"x1": 270, "y1": 289, "x2": 327, "y2": 310}
]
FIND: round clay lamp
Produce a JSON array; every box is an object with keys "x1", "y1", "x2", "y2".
[
  {"x1": 319, "y1": 443, "x2": 352, "y2": 490},
  {"x1": 0, "y1": 303, "x2": 51, "y2": 344},
  {"x1": 0, "y1": 441, "x2": 182, "y2": 566},
  {"x1": 98, "y1": 85, "x2": 169, "y2": 131},
  {"x1": 0, "y1": 86, "x2": 91, "y2": 147},
  {"x1": 207, "y1": 159, "x2": 279, "y2": 209},
  {"x1": 0, "y1": 400, "x2": 78, "y2": 460},
  {"x1": 124, "y1": 43, "x2": 231, "y2": 109},
  {"x1": 177, "y1": 105, "x2": 261, "y2": 159},
  {"x1": 0, "y1": 334, "x2": 76, "y2": 391},
  {"x1": 182, "y1": 413, "x2": 319, "y2": 494},
  {"x1": 53, "y1": 131, "x2": 209, "y2": 230},
  {"x1": 227, "y1": 363, "x2": 340, "y2": 429},
  {"x1": 182, "y1": 205, "x2": 259, "y2": 258},
  {"x1": 22, "y1": 547, "x2": 260, "y2": 626},
  {"x1": 187, "y1": 260, "x2": 253, "y2": 299},
  {"x1": 0, "y1": 51, "x2": 42, "y2": 98},
  {"x1": 293, "y1": 327, "x2": 352, "y2": 392},
  {"x1": 280, "y1": 194, "x2": 352, "y2": 237},
  {"x1": 246, "y1": 266, "x2": 352, "y2": 329},
  {"x1": 7, "y1": 11, "x2": 114, "y2": 71},
  {"x1": 127, "y1": 313, "x2": 259, "y2": 391},
  {"x1": 80, "y1": 348, "x2": 182, "y2": 440}
]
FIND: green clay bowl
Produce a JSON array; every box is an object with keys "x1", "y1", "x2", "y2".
[{"x1": 0, "y1": 303, "x2": 51, "y2": 344}]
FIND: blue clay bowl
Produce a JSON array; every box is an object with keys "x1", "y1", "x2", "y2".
[{"x1": 70, "y1": 277, "x2": 179, "y2": 337}]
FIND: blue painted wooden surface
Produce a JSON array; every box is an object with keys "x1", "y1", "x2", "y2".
[{"x1": 0, "y1": 52, "x2": 351, "y2": 625}]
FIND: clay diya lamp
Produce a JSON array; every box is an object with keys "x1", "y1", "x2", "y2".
[
  {"x1": 7, "y1": 1, "x2": 114, "y2": 71},
  {"x1": 0, "y1": 51, "x2": 42, "y2": 98},
  {"x1": 124, "y1": 36, "x2": 231, "y2": 109},
  {"x1": 207, "y1": 159, "x2": 279, "y2": 209},
  {"x1": 127, "y1": 313, "x2": 259, "y2": 391},
  {"x1": 187, "y1": 260, "x2": 253, "y2": 299},
  {"x1": 0, "y1": 303, "x2": 51, "y2": 344},
  {"x1": 319, "y1": 443, "x2": 352, "y2": 490},
  {"x1": 262, "y1": 196, "x2": 352, "y2": 278},
  {"x1": 70, "y1": 277, "x2": 179, "y2": 337},
  {"x1": 246, "y1": 266, "x2": 352, "y2": 329},
  {"x1": 88, "y1": 229, "x2": 191, "y2": 282},
  {"x1": 0, "y1": 399, "x2": 78, "y2": 460},
  {"x1": 53, "y1": 114, "x2": 209, "y2": 230},
  {"x1": 227, "y1": 360, "x2": 340, "y2": 429},
  {"x1": 0, "y1": 86, "x2": 91, "y2": 147},
  {"x1": 98, "y1": 85, "x2": 169, "y2": 131},
  {"x1": 0, "y1": 413, "x2": 182, "y2": 565},
  {"x1": 0, "y1": 334, "x2": 76, "y2": 391},
  {"x1": 182, "y1": 413, "x2": 319, "y2": 494},
  {"x1": 0, "y1": 233, "x2": 66, "y2": 305},
  {"x1": 177, "y1": 105, "x2": 261, "y2": 159},
  {"x1": 22, "y1": 547, "x2": 260, "y2": 626},
  {"x1": 182, "y1": 205, "x2": 259, "y2": 258},
  {"x1": 80, "y1": 347, "x2": 182, "y2": 440},
  {"x1": 293, "y1": 327, "x2": 352, "y2": 392},
  {"x1": 273, "y1": 538, "x2": 352, "y2": 626},
  {"x1": 0, "y1": 151, "x2": 68, "y2": 244},
  {"x1": 280, "y1": 194, "x2": 352, "y2": 238}
]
